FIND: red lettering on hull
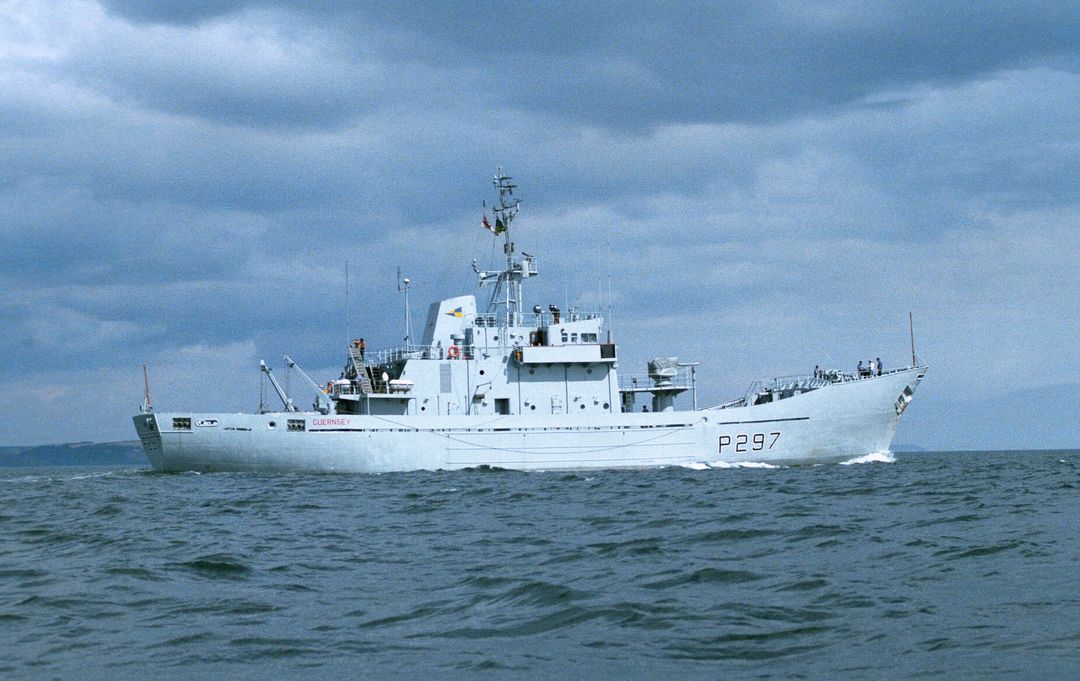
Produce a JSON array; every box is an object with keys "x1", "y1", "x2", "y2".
[{"x1": 311, "y1": 418, "x2": 350, "y2": 427}]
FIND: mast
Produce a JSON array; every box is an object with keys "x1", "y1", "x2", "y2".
[
  {"x1": 345, "y1": 259, "x2": 350, "y2": 345},
  {"x1": 474, "y1": 168, "x2": 536, "y2": 328},
  {"x1": 398, "y1": 267, "x2": 413, "y2": 345},
  {"x1": 909, "y1": 311, "x2": 916, "y2": 366},
  {"x1": 141, "y1": 364, "x2": 153, "y2": 413},
  {"x1": 494, "y1": 169, "x2": 519, "y2": 281}
]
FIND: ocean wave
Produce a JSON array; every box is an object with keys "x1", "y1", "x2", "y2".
[
  {"x1": 3, "y1": 450, "x2": 1078, "y2": 678},
  {"x1": 839, "y1": 451, "x2": 896, "y2": 465}
]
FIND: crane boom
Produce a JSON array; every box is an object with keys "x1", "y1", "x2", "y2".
[
  {"x1": 284, "y1": 355, "x2": 332, "y2": 414},
  {"x1": 260, "y1": 360, "x2": 298, "y2": 412}
]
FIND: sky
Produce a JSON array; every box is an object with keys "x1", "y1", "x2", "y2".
[{"x1": 2, "y1": 0, "x2": 1079, "y2": 449}]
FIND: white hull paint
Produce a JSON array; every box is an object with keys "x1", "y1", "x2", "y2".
[{"x1": 134, "y1": 367, "x2": 923, "y2": 473}]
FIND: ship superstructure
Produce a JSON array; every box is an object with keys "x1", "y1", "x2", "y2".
[{"x1": 133, "y1": 171, "x2": 926, "y2": 473}]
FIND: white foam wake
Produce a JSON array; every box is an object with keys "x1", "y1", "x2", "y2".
[
  {"x1": 678, "y1": 461, "x2": 779, "y2": 470},
  {"x1": 708, "y1": 460, "x2": 780, "y2": 469},
  {"x1": 839, "y1": 450, "x2": 895, "y2": 465}
]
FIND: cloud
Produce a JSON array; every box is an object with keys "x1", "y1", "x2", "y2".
[
  {"x1": 0, "y1": 341, "x2": 263, "y2": 445},
  {"x1": 1, "y1": 1, "x2": 1080, "y2": 447},
  {"x1": 96, "y1": 0, "x2": 1080, "y2": 131}
]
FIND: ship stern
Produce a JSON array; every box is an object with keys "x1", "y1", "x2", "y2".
[{"x1": 132, "y1": 413, "x2": 165, "y2": 470}]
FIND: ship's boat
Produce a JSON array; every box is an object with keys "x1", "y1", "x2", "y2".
[{"x1": 133, "y1": 171, "x2": 925, "y2": 472}]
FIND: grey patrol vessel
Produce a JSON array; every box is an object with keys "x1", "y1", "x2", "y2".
[{"x1": 133, "y1": 170, "x2": 926, "y2": 473}]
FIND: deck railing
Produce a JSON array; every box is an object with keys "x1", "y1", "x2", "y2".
[
  {"x1": 710, "y1": 361, "x2": 926, "y2": 410},
  {"x1": 618, "y1": 370, "x2": 695, "y2": 392},
  {"x1": 469, "y1": 310, "x2": 602, "y2": 328},
  {"x1": 363, "y1": 344, "x2": 469, "y2": 364}
]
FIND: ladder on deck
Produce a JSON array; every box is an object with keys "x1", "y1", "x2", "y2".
[{"x1": 348, "y1": 347, "x2": 375, "y2": 394}]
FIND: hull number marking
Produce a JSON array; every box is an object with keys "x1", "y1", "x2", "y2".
[{"x1": 719, "y1": 432, "x2": 780, "y2": 454}]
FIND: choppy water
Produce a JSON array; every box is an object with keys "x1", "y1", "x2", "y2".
[{"x1": 2, "y1": 451, "x2": 1079, "y2": 679}]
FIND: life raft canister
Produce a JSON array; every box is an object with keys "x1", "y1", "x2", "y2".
[{"x1": 448, "y1": 345, "x2": 461, "y2": 359}]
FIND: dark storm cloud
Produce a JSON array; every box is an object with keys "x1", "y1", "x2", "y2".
[{"x1": 95, "y1": 1, "x2": 1080, "y2": 130}]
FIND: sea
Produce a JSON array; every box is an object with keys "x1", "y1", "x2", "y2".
[{"x1": 1, "y1": 450, "x2": 1078, "y2": 680}]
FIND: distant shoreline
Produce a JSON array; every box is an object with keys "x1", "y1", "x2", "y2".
[{"x1": 0, "y1": 441, "x2": 147, "y2": 467}]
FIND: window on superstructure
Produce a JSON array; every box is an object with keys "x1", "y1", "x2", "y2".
[
  {"x1": 571, "y1": 333, "x2": 578, "y2": 343},
  {"x1": 561, "y1": 332, "x2": 568, "y2": 343}
]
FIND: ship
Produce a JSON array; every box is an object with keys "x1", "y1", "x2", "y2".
[{"x1": 133, "y1": 170, "x2": 926, "y2": 473}]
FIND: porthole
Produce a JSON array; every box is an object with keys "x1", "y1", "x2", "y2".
[
  {"x1": 493, "y1": 335, "x2": 499, "y2": 341},
  {"x1": 586, "y1": 368, "x2": 593, "y2": 374},
  {"x1": 268, "y1": 421, "x2": 276, "y2": 429},
  {"x1": 529, "y1": 369, "x2": 535, "y2": 375},
  {"x1": 479, "y1": 369, "x2": 485, "y2": 376},
  {"x1": 580, "y1": 404, "x2": 586, "y2": 410},
  {"x1": 530, "y1": 405, "x2": 536, "y2": 410},
  {"x1": 603, "y1": 403, "x2": 609, "y2": 409},
  {"x1": 421, "y1": 406, "x2": 426, "y2": 411}
]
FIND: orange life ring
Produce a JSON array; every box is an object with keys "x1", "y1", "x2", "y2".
[{"x1": 448, "y1": 345, "x2": 461, "y2": 359}]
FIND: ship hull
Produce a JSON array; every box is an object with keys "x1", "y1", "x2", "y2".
[{"x1": 133, "y1": 368, "x2": 923, "y2": 473}]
